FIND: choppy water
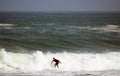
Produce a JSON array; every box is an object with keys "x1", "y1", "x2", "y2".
[
  {"x1": 0, "y1": 12, "x2": 120, "y2": 53},
  {"x1": 0, "y1": 12, "x2": 120, "y2": 75}
]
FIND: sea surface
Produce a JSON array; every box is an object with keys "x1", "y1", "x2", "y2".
[{"x1": 0, "y1": 12, "x2": 120, "y2": 76}]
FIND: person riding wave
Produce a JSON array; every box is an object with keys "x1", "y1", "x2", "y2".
[{"x1": 51, "y1": 57, "x2": 61, "y2": 68}]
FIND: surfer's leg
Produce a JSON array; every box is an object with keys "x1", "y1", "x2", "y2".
[
  {"x1": 57, "y1": 65, "x2": 59, "y2": 68},
  {"x1": 54, "y1": 63, "x2": 57, "y2": 67},
  {"x1": 54, "y1": 63, "x2": 58, "y2": 68},
  {"x1": 56, "y1": 63, "x2": 59, "y2": 68},
  {"x1": 54, "y1": 64, "x2": 56, "y2": 67}
]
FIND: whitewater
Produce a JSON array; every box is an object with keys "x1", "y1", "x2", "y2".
[
  {"x1": 0, "y1": 12, "x2": 120, "y2": 76},
  {"x1": 0, "y1": 49, "x2": 120, "y2": 76}
]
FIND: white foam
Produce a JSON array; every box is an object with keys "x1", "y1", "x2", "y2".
[
  {"x1": 0, "y1": 23, "x2": 15, "y2": 29},
  {"x1": 0, "y1": 23, "x2": 31, "y2": 30},
  {"x1": 91, "y1": 25, "x2": 120, "y2": 32},
  {"x1": 67, "y1": 25, "x2": 120, "y2": 32},
  {"x1": 0, "y1": 49, "x2": 120, "y2": 73},
  {"x1": 0, "y1": 24, "x2": 15, "y2": 27}
]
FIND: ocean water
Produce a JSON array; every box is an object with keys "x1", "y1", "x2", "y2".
[{"x1": 0, "y1": 12, "x2": 120, "y2": 76}]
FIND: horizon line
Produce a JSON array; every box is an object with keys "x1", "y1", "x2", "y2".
[{"x1": 0, "y1": 11, "x2": 120, "y2": 13}]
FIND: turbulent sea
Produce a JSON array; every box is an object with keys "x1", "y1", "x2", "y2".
[{"x1": 0, "y1": 12, "x2": 120, "y2": 76}]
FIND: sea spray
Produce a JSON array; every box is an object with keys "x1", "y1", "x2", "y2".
[{"x1": 0, "y1": 49, "x2": 120, "y2": 73}]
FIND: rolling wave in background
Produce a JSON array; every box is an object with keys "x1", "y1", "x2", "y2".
[{"x1": 0, "y1": 23, "x2": 119, "y2": 53}]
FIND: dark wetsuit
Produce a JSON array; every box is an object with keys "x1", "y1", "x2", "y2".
[
  {"x1": 53, "y1": 59, "x2": 59, "y2": 65},
  {"x1": 52, "y1": 58, "x2": 61, "y2": 68}
]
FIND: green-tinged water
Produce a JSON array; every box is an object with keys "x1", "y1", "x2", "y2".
[
  {"x1": 0, "y1": 12, "x2": 120, "y2": 53},
  {"x1": 0, "y1": 12, "x2": 120, "y2": 75}
]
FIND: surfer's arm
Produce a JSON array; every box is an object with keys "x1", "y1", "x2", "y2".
[
  {"x1": 51, "y1": 60, "x2": 54, "y2": 64},
  {"x1": 59, "y1": 61, "x2": 62, "y2": 64}
]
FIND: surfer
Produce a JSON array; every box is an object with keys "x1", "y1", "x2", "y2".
[{"x1": 51, "y1": 57, "x2": 61, "y2": 68}]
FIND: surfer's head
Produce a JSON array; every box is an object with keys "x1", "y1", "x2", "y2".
[{"x1": 53, "y1": 57, "x2": 55, "y2": 60}]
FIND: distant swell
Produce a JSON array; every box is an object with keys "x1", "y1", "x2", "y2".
[
  {"x1": 0, "y1": 49, "x2": 120, "y2": 73},
  {"x1": 0, "y1": 24, "x2": 120, "y2": 52}
]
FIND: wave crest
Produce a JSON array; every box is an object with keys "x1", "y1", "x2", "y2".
[
  {"x1": 67, "y1": 25, "x2": 120, "y2": 32},
  {"x1": 0, "y1": 49, "x2": 120, "y2": 73}
]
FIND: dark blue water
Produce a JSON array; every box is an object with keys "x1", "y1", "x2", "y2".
[{"x1": 0, "y1": 12, "x2": 120, "y2": 53}]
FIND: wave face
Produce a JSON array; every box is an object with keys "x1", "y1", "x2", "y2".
[{"x1": 0, "y1": 49, "x2": 120, "y2": 73}]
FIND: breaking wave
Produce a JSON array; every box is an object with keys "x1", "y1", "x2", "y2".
[
  {"x1": 0, "y1": 23, "x2": 30, "y2": 30},
  {"x1": 67, "y1": 25, "x2": 120, "y2": 32},
  {"x1": 0, "y1": 24, "x2": 15, "y2": 27},
  {"x1": 0, "y1": 49, "x2": 120, "y2": 73}
]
